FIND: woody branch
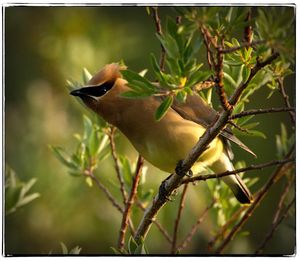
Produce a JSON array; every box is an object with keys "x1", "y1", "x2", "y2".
[{"x1": 133, "y1": 51, "x2": 280, "y2": 244}]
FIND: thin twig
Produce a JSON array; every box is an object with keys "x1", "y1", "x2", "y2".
[
  {"x1": 255, "y1": 196, "x2": 295, "y2": 254},
  {"x1": 133, "y1": 52, "x2": 280, "y2": 244},
  {"x1": 216, "y1": 43, "x2": 232, "y2": 111},
  {"x1": 137, "y1": 201, "x2": 172, "y2": 244},
  {"x1": 108, "y1": 126, "x2": 128, "y2": 206},
  {"x1": 151, "y1": 7, "x2": 166, "y2": 71},
  {"x1": 200, "y1": 25, "x2": 217, "y2": 70},
  {"x1": 181, "y1": 158, "x2": 295, "y2": 184},
  {"x1": 244, "y1": 9, "x2": 253, "y2": 45},
  {"x1": 278, "y1": 78, "x2": 295, "y2": 126},
  {"x1": 272, "y1": 176, "x2": 294, "y2": 225},
  {"x1": 229, "y1": 52, "x2": 280, "y2": 106},
  {"x1": 177, "y1": 199, "x2": 216, "y2": 253},
  {"x1": 171, "y1": 184, "x2": 189, "y2": 254},
  {"x1": 193, "y1": 81, "x2": 215, "y2": 91},
  {"x1": 215, "y1": 148, "x2": 295, "y2": 254},
  {"x1": 85, "y1": 167, "x2": 136, "y2": 235},
  {"x1": 85, "y1": 170, "x2": 124, "y2": 214},
  {"x1": 228, "y1": 120, "x2": 251, "y2": 134},
  {"x1": 118, "y1": 155, "x2": 144, "y2": 250},
  {"x1": 220, "y1": 40, "x2": 266, "y2": 54},
  {"x1": 208, "y1": 206, "x2": 247, "y2": 251},
  {"x1": 230, "y1": 107, "x2": 295, "y2": 120}
]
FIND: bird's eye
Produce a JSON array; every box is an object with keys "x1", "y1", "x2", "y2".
[{"x1": 81, "y1": 80, "x2": 115, "y2": 97}]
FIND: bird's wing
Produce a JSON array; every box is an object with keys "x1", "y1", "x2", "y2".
[{"x1": 171, "y1": 93, "x2": 256, "y2": 158}]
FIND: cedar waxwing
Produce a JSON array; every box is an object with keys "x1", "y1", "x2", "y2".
[{"x1": 70, "y1": 63, "x2": 254, "y2": 204}]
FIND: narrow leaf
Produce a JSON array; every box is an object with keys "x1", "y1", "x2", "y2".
[
  {"x1": 82, "y1": 68, "x2": 92, "y2": 84},
  {"x1": 155, "y1": 96, "x2": 174, "y2": 121}
]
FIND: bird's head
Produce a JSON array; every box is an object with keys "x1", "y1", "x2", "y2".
[{"x1": 70, "y1": 63, "x2": 129, "y2": 123}]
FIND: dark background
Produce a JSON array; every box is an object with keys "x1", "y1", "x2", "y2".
[{"x1": 4, "y1": 6, "x2": 295, "y2": 255}]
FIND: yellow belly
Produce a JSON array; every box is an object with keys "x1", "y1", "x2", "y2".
[{"x1": 133, "y1": 122, "x2": 224, "y2": 173}]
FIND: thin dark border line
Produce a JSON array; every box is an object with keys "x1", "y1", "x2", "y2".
[{"x1": 1, "y1": 4, "x2": 296, "y2": 257}]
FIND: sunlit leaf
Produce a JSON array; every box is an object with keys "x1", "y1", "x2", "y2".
[{"x1": 155, "y1": 96, "x2": 174, "y2": 121}]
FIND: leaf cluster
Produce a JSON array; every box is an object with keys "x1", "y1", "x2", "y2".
[
  {"x1": 5, "y1": 166, "x2": 40, "y2": 215},
  {"x1": 111, "y1": 236, "x2": 148, "y2": 255},
  {"x1": 50, "y1": 115, "x2": 110, "y2": 185}
]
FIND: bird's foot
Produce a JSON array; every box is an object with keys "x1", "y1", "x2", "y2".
[
  {"x1": 175, "y1": 160, "x2": 193, "y2": 177},
  {"x1": 159, "y1": 179, "x2": 172, "y2": 201}
]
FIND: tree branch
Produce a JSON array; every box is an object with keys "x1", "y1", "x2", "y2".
[
  {"x1": 200, "y1": 25, "x2": 217, "y2": 70},
  {"x1": 151, "y1": 7, "x2": 166, "y2": 71},
  {"x1": 255, "y1": 196, "x2": 295, "y2": 254},
  {"x1": 244, "y1": 9, "x2": 253, "y2": 45},
  {"x1": 230, "y1": 107, "x2": 295, "y2": 120},
  {"x1": 171, "y1": 183, "x2": 189, "y2": 254},
  {"x1": 137, "y1": 201, "x2": 172, "y2": 244},
  {"x1": 272, "y1": 176, "x2": 294, "y2": 226},
  {"x1": 85, "y1": 170, "x2": 124, "y2": 214},
  {"x1": 118, "y1": 155, "x2": 144, "y2": 250},
  {"x1": 215, "y1": 147, "x2": 295, "y2": 254},
  {"x1": 220, "y1": 40, "x2": 266, "y2": 54},
  {"x1": 133, "y1": 51, "x2": 280, "y2": 244},
  {"x1": 278, "y1": 78, "x2": 295, "y2": 126},
  {"x1": 181, "y1": 158, "x2": 295, "y2": 184},
  {"x1": 229, "y1": 52, "x2": 280, "y2": 105},
  {"x1": 108, "y1": 126, "x2": 128, "y2": 206},
  {"x1": 216, "y1": 43, "x2": 233, "y2": 111},
  {"x1": 208, "y1": 204, "x2": 247, "y2": 251}
]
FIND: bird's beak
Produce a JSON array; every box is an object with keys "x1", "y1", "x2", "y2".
[
  {"x1": 70, "y1": 81, "x2": 115, "y2": 98},
  {"x1": 70, "y1": 89, "x2": 84, "y2": 97}
]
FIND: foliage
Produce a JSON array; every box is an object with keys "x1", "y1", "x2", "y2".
[
  {"x1": 46, "y1": 6, "x2": 295, "y2": 255},
  {"x1": 60, "y1": 242, "x2": 82, "y2": 255},
  {"x1": 50, "y1": 114, "x2": 110, "y2": 184},
  {"x1": 5, "y1": 166, "x2": 40, "y2": 215}
]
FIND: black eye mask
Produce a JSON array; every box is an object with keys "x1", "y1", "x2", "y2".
[{"x1": 70, "y1": 80, "x2": 115, "y2": 98}]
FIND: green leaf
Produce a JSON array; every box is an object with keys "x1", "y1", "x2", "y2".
[
  {"x1": 69, "y1": 246, "x2": 82, "y2": 255},
  {"x1": 20, "y1": 178, "x2": 37, "y2": 197},
  {"x1": 150, "y1": 53, "x2": 162, "y2": 75},
  {"x1": 134, "y1": 243, "x2": 148, "y2": 254},
  {"x1": 248, "y1": 130, "x2": 266, "y2": 139},
  {"x1": 98, "y1": 146, "x2": 111, "y2": 162},
  {"x1": 85, "y1": 177, "x2": 93, "y2": 187},
  {"x1": 140, "y1": 189, "x2": 154, "y2": 203},
  {"x1": 242, "y1": 66, "x2": 251, "y2": 82},
  {"x1": 155, "y1": 96, "x2": 174, "y2": 121},
  {"x1": 122, "y1": 70, "x2": 155, "y2": 91},
  {"x1": 111, "y1": 247, "x2": 128, "y2": 255},
  {"x1": 88, "y1": 127, "x2": 99, "y2": 156},
  {"x1": 237, "y1": 115, "x2": 254, "y2": 126},
  {"x1": 120, "y1": 91, "x2": 152, "y2": 99},
  {"x1": 50, "y1": 146, "x2": 78, "y2": 170},
  {"x1": 187, "y1": 70, "x2": 211, "y2": 87},
  {"x1": 176, "y1": 91, "x2": 187, "y2": 103},
  {"x1": 128, "y1": 236, "x2": 138, "y2": 254},
  {"x1": 138, "y1": 69, "x2": 148, "y2": 77},
  {"x1": 233, "y1": 102, "x2": 244, "y2": 114},
  {"x1": 83, "y1": 115, "x2": 93, "y2": 141},
  {"x1": 17, "y1": 193, "x2": 40, "y2": 208},
  {"x1": 145, "y1": 7, "x2": 151, "y2": 15},
  {"x1": 60, "y1": 242, "x2": 68, "y2": 255},
  {"x1": 119, "y1": 156, "x2": 132, "y2": 189},
  {"x1": 82, "y1": 68, "x2": 92, "y2": 84}
]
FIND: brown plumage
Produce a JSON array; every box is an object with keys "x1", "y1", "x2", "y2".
[{"x1": 70, "y1": 63, "x2": 253, "y2": 204}]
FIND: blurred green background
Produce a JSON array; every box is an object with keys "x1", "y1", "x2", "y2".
[{"x1": 5, "y1": 6, "x2": 295, "y2": 255}]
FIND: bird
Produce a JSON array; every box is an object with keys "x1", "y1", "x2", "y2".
[{"x1": 70, "y1": 63, "x2": 254, "y2": 204}]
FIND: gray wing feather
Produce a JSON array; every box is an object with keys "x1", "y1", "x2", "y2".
[{"x1": 171, "y1": 94, "x2": 256, "y2": 157}]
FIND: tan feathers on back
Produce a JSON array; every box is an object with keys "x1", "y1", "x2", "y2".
[{"x1": 88, "y1": 63, "x2": 125, "y2": 85}]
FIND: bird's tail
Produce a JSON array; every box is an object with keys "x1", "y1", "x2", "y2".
[{"x1": 211, "y1": 153, "x2": 253, "y2": 204}]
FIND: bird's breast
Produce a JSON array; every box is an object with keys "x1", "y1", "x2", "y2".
[{"x1": 125, "y1": 120, "x2": 224, "y2": 173}]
